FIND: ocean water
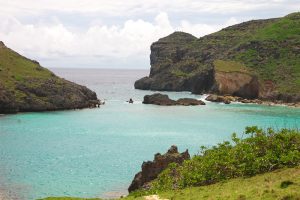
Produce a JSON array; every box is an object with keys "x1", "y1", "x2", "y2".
[{"x1": 0, "y1": 68, "x2": 299, "y2": 200}]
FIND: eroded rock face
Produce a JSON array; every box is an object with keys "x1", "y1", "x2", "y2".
[
  {"x1": 143, "y1": 93, "x2": 205, "y2": 106},
  {"x1": 134, "y1": 32, "x2": 215, "y2": 94},
  {"x1": 213, "y1": 72, "x2": 259, "y2": 99},
  {"x1": 134, "y1": 14, "x2": 300, "y2": 103},
  {"x1": 128, "y1": 145, "x2": 190, "y2": 192}
]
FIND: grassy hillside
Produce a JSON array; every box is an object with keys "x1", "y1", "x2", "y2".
[
  {"x1": 125, "y1": 167, "x2": 300, "y2": 200},
  {"x1": 197, "y1": 12, "x2": 300, "y2": 94},
  {"x1": 135, "y1": 12, "x2": 300, "y2": 99},
  {"x1": 0, "y1": 42, "x2": 99, "y2": 113},
  {"x1": 0, "y1": 42, "x2": 59, "y2": 101},
  {"x1": 128, "y1": 127, "x2": 300, "y2": 197}
]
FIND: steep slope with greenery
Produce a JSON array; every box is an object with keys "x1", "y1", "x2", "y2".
[
  {"x1": 125, "y1": 166, "x2": 300, "y2": 200},
  {"x1": 128, "y1": 127, "x2": 300, "y2": 198},
  {"x1": 0, "y1": 41, "x2": 100, "y2": 113},
  {"x1": 135, "y1": 12, "x2": 300, "y2": 102}
]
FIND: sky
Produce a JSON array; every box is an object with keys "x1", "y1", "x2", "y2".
[{"x1": 0, "y1": 0, "x2": 299, "y2": 69}]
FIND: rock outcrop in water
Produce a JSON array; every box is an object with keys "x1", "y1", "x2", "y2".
[
  {"x1": 128, "y1": 145, "x2": 190, "y2": 192},
  {"x1": 135, "y1": 12, "x2": 300, "y2": 104},
  {"x1": 143, "y1": 93, "x2": 205, "y2": 106},
  {"x1": 0, "y1": 41, "x2": 100, "y2": 114}
]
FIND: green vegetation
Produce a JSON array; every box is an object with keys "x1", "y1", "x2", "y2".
[
  {"x1": 41, "y1": 166, "x2": 300, "y2": 200},
  {"x1": 0, "y1": 44, "x2": 58, "y2": 102},
  {"x1": 126, "y1": 167, "x2": 300, "y2": 200},
  {"x1": 232, "y1": 13, "x2": 300, "y2": 93},
  {"x1": 171, "y1": 69, "x2": 190, "y2": 77},
  {"x1": 196, "y1": 12, "x2": 299, "y2": 94},
  {"x1": 213, "y1": 60, "x2": 249, "y2": 73},
  {"x1": 255, "y1": 13, "x2": 300, "y2": 40},
  {"x1": 129, "y1": 127, "x2": 300, "y2": 196}
]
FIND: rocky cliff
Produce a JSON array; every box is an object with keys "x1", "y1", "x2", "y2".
[
  {"x1": 0, "y1": 42, "x2": 100, "y2": 113},
  {"x1": 128, "y1": 145, "x2": 190, "y2": 192},
  {"x1": 135, "y1": 12, "x2": 300, "y2": 103}
]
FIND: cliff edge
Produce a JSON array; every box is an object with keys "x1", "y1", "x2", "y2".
[
  {"x1": 0, "y1": 42, "x2": 100, "y2": 113},
  {"x1": 135, "y1": 12, "x2": 300, "y2": 103}
]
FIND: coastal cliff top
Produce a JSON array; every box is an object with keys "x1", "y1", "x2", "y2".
[{"x1": 0, "y1": 41, "x2": 100, "y2": 113}]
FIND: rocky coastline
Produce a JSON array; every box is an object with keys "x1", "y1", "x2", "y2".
[
  {"x1": 128, "y1": 145, "x2": 190, "y2": 192},
  {"x1": 134, "y1": 13, "x2": 300, "y2": 106},
  {"x1": 0, "y1": 41, "x2": 101, "y2": 114},
  {"x1": 205, "y1": 94, "x2": 300, "y2": 108}
]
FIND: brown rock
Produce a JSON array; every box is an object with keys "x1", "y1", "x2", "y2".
[
  {"x1": 143, "y1": 93, "x2": 176, "y2": 105},
  {"x1": 205, "y1": 94, "x2": 232, "y2": 104},
  {"x1": 143, "y1": 93, "x2": 205, "y2": 106},
  {"x1": 128, "y1": 145, "x2": 190, "y2": 192},
  {"x1": 176, "y1": 98, "x2": 206, "y2": 106}
]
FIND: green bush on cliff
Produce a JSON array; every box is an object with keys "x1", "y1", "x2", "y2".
[{"x1": 132, "y1": 127, "x2": 300, "y2": 195}]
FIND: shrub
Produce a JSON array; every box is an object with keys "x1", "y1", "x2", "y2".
[{"x1": 147, "y1": 127, "x2": 300, "y2": 192}]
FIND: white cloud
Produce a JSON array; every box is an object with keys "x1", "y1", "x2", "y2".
[
  {"x1": 0, "y1": 0, "x2": 298, "y2": 68},
  {"x1": 0, "y1": 0, "x2": 298, "y2": 16},
  {"x1": 0, "y1": 12, "x2": 238, "y2": 62}
]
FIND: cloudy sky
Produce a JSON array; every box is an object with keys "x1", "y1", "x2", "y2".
[{"x1": 0, "y1": 0, "x2": 298, "y2": 69}]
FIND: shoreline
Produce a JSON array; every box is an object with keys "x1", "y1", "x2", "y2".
[{"x1": 204, "y1": 94, "x2": 300, "y2": 108}]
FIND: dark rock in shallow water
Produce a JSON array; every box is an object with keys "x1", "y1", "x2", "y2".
[
  {"x1": 128, "y1": 145, "x2": 190, "y2": 192},
  {"x1": 205, "y1": 94, "x2": 234, "y2": 104},
  {"x1": 143, "y1": 93, "x2": 176, "y2": 105},
  {"x1": 176, "y1": 98, "x2": 206, "y2": 106},
  {"x1": 143, "y1": 93, "x2": 205, "y2": 106}
]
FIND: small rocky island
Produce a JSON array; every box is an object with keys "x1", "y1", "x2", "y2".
[
  {"x1": 135, "y1": 13, "x2": 300, "y2": 105},
  {"x1": 128, "y1": 145, "x2": 190, "y2": 192},
  {"x1": 143, "y1": 93, "x2": 205, "y2": 106},
  {"x1": 0, "y1": 41, "x2": 100, "y2": 113}
]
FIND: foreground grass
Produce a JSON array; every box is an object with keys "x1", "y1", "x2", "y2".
[
  {"x1": 124, "y1": 166, "x2": 300, "y2": 200},
  {"x1": 41, "y1": 166, "x2": 300, "y2": 200}
]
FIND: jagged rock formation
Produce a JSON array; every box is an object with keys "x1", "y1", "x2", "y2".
[
  {"x1": 143, "y1": 93, "x2": 205, "y2": 106},
  {"x1": 128, "y1": 145, "x2": 190, "y2": 192},
  {"x1": 135, "y1": 12, "x2": 300, "y2": 103},
  {"x1": 0, "y1": 42, "x2": 100, "y2": 113}
]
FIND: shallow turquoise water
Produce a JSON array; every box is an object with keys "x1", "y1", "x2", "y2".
[{"x1": 0, "y1": 69, "x2": 299, "y2": 199}]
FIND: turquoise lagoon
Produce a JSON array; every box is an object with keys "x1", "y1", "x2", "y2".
[{"x1": 0, "y1": 69, "x2": 299, "y2": 199}]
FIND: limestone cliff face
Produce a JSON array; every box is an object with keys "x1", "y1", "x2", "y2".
[
  {"x1": 213, "y1": 72, "x2": 259, "y2": 99},
  {"x1": 0, "y1": 41, "x2": 100, "y2": 113},
  {"x1": 135, "y1": 12, "x2": 300, "y2": 102},
  {"x1": 134, "y1": 32, "x2": 215, "y2": 94}
]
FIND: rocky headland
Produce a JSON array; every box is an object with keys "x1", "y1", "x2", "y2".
[
  {"x1": 128, "y1": 145, "x2": 190, "y2": 192},
  {"x1": 0, "y1": 41, "x2": 101, "y2": 114},
  {"x1": 143, "y1": 93, "x2": 205, "y2": 106},
  {"x1": 135, "y1": 12, "x2": 300, "y2": 105}
]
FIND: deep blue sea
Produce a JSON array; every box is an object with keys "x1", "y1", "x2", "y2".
[{"x1": 0, "y1": 69, "x2": 299, "y2": 199}]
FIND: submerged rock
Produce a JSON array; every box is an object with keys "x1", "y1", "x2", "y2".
[
  {"x1": 128, "y1": 145, "x2": 190, "y2": 192},
  {"x1": 143, "y1": 93, "x2": 205, "y2": 106}
]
